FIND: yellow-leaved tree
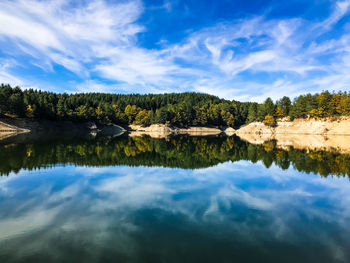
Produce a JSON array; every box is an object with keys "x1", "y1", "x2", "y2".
[
  {"x1": 263, "y1": 114, "x2": 276, "y2": 127},
  {"x1": 26, "y1": 105, "x2": 34, "y2": 118}
]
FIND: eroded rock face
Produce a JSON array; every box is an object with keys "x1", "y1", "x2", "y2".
[
  {"x1": 235, "y1": 117, "x2": 350, "y2": 154},
  {"x1": 236, "y1": 117, "x2": 350, "y2": 136},
  {"x1": 128, "y1": 124, "x2": 173, "y2": 137},
  {"x1": 0, "y1": 120, "x2": 29, "y2": 132},
  {"x1": 129, "y1": 124, "x2": 222, "y2": 137},
  {"x1": 178, "y1": 127, "x2": 222, "y2": 136},
  {"x1": 224, "y1": 127, "x2": 236, "y2": 136},
  {"x1": 236, "y1": 122, "x2": 274, "y2": 135}
]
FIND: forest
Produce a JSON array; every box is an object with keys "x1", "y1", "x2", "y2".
[{"x1": 1, "y1": 84, "x2": 350, "y2": 128}]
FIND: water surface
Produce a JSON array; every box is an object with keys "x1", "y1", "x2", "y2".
[{"x1": 0, "y1": 134, "x2": 349, "y2": 263}]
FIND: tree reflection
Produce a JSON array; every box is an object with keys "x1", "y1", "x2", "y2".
[{"x1": 0, "y1": 135, "x2": 349, "y2": 177}]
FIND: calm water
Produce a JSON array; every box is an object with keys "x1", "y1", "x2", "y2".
[{"x1": 0, "y1": 134, "x2": 350, "y2": 263}]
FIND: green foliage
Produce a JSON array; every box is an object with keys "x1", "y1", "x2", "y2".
[
  {"x1": 1, "y1": 84, "x2": 350, "y2": 127},
  {"x1": 247, "y1": 103, "x2": 258, "y2": 122},
  {"x1": 276, "y1": 96, "x2": 291, "y2": 116},
  {"x1": 263, "y1": 98, "x2": 276, "y2": 116},
  {"x1": 263, "y1": 114, "x2": 276, "y2": 127},
  {"x1": 1, "y1": 135, "x2": 349, "y2": 177},
  {"x1": 134, "y1": 109, "x2": 153, "y2": 126},
  {"x1": 155, "y1": 108, "x2": 170, "y2": 124},
  {"x1": 26, "y1": 105, "x2": 34, "y2": 118},
  {"x1": 275, "y1": 106, "x2": 285, "y2": 118}
]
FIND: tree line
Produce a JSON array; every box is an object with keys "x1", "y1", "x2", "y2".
[
  {"x1": 1, "y1": 84, "x2": 350, "y2": 127},
  {"x1": 247, "y1": 91, "x2": 350, "y2": 126}
]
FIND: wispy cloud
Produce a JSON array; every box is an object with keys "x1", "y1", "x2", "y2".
[
  {"x1": 0, "y1": 0, "x2": 144, "y2": 78},
  {"x1": 1, "y1": 163, "x2": 350, "y2": 261},
  {"x1": 0, "y1": 0, "x2": 350, "y2": 101},
  {"x1": 0, "y1": 60, "x2": 23, "y2": 86}
]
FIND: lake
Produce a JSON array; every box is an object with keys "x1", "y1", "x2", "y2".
[{"x1": 0, "y1": 134, "x2": 349, "y2": 263}]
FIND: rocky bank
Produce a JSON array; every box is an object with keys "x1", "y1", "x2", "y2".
[
  {"x1": 235, "y1": 117, "x2": 350, "y2": 154},
  {"x1": 128, "y1": 124, "x2": 223, "y2": 138},
  {"x1": 0, "y1": 116, "x2": 125, "y2": 139},
  {"x1": 236, "y1": 117, "x2": 350, "y2": 136}
]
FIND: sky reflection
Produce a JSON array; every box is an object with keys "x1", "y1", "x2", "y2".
[{"x1": 0, "y1": 161, "x2": 349, "y2": 262}]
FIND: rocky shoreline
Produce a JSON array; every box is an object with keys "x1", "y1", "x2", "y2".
[
  {"x1": 0, "y1": 117, "x2": 227, "y2": 140},
  {"x1": 2, "y1": 116, "x2": 350, "y2": 155},
  {"x1": 234, "y1": 117, "x2": 350, "y2": 154},
  {"x1": 235, "y1": 117, "x2": 350, "y2": 136},
  {"x1": 128, "y1": 124, "x2": 224, "y2": 137},
  {"x1": 0, "y1": 117, "x2": 126, "y2": 139}
]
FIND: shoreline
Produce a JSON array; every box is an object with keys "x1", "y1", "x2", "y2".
[
  {"x1": 128, "y1": 124, "x2": 223, "y2": 137},
  {"x1": 237, "y1": 133, "x2": 350, "y2": 154},
  {"x1": 234, "y1": 117, "x2": 350, "y2": 154},
  {"x1": 0, "y1": 117, "x2": 225, "y2": 139},
  {"x1": 235, "y1": 116, "x2": 350, "y2": 136},
  {"x1": 2, "y1": 116, "x2": 350, "y2": 153},
  {"x1": 0, "y1": 117, "x2": 125, "y2": 139}
]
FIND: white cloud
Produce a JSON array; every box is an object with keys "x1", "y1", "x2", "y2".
[
  {"x1": 0, "y1": 0, "x2": 350, "y2": 101},
  {"x1": 0, "y1": 59, "x2": 41, "y2": 90},
  {"x1": 94, "y1": 47, "x2": 178, "y2": 86},
  {"x1": 0, "y1": 0, "x2": 144, "y2": 77},
  {"x1": 321, "y1": 0, "x2": 350, "y2": 29}
]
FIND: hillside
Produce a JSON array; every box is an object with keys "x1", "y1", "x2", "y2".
[{"x1": 1, "y1": 84, "x2": 350, "y2": 131}]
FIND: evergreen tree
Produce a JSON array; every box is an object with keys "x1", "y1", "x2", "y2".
[
  {"x1": 263, "y1": 98, "x2": 275, "y2": 116},
  {"x1": 1, "y1": 83, "x2": 350, "y2": 128},
  {"x1": 247, "y1": 103, "x2": 258, "y2": 122}
]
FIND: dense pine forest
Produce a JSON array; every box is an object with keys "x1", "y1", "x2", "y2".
[{"x1": 1, "y1": 84, "x2": 350, "y2": 127}]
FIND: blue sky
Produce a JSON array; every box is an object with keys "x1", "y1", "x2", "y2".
[{"x1": 0, "y1": 0, "x2": 350, "y2": 101}]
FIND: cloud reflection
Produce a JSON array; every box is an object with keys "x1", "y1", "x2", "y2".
[{"x1": 0, "y1": 162, "x2": 349, "y2": 262}]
